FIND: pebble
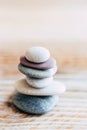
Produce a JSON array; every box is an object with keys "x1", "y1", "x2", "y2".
[
  {"x1": 25, "y1": 47, "x2": 50, "y2": 63},
  {"x1": 20, "y1": 56, "x2": 56, "y2": 70},
  {"x1": 18, "y1": 63, "x2": 57, "y2": 78},
  {"x1": 15, "y1": 78, "x2": 66, "y2": 96},
  {"x1": 12, "y1": 92, "x2": 58, "y2": 114},
  {"x1": 26, "y1": 76, "x2": 53, "y2": 88}
]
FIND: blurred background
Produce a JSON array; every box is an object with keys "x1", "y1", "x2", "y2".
[{"x1": 0, "y1": 0, "x2": 87, "y2": 79}]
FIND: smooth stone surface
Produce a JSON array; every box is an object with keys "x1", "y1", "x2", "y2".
[
  {"x1": 18, "y1": 64, "x2": 57, "y2": 78},
  {"x1": 20, "y1": 56, "x2": 56, "y2": 70},
  {"x1": 12, "y1": 92, "x2": 58, "y2": 114},
  {"x1": 25, "y1": 47, "x2": 50, "y2": 63},
  {"x1": 26, "y1": 76, "x2": 53, "y2": 88},
  {"x1": 15, "y1": 78, "x2": 66, "y2": 96}
]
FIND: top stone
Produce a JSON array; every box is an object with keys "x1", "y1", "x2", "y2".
[{"x1": 25, "y1": 47, "x2": 50, "y2": 63}]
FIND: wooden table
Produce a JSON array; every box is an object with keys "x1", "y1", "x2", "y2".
[
  {"x1": 0, "y1": 51, "x2": 87, "y2": 130},
  {"x1": 0, "y1": 74, "x2": 87, "y2": 130}
]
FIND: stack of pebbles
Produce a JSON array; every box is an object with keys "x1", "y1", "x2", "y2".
[{"x1": 12, "y1": 47, "x2": 66, "y2": 114}]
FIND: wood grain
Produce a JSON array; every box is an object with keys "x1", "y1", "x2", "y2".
[
  {"x1": 0, "y1": 79, "x2": 87, "y2": 130},
  {"x1": 0, "y1": 51, "x2": 87, "y2": 129}
]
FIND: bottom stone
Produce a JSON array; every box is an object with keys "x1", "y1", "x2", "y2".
[{"x1": 12, "y1": 92, "x2": 59, "y2": 114}]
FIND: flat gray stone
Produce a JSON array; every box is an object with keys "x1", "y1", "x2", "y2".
[
  {"x1": 18, "y1": 64, "x2": 57, "y2": 78},
  {"x1": 12, "y1": 92, "x2": 58, "y2": 114}
]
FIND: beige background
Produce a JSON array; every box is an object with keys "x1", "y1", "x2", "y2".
[{"x1": 0, "y1": 0, "x2": 87, "y2": 72}]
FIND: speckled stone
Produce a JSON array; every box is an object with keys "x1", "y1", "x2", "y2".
[
  {"x1": 15, "y1": 78, "x2": 66, "y2": 96},
  {"x1": 12, "y1": 92, "x2": 58, "y2": 114},
  {"x1": 20, "y1": 56, "x2": 56, "y2": 70},
  {"x1": 25, "y1": 47, "x2": 50, "y2": 63},
  {"x1": 18, "y1": 64, "x2": 57, "y2": 78},
  {"x1": 26, "y1": 76, "x2": 53, "y2": 88}
]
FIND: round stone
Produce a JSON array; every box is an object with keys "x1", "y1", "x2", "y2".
[
  {"x1": 18, "y1": 64, "x2": 57, "y2": 78},
  {"x1": 20, "y1": 56, "x2": 56, "y2": 70},
  {"x1": 25, "y1": 47, "x2": 50, "y2": 63},
  {"x1": 26, "y1": 76, "x2": 53, "y2": 88},
  {"x1": 15, "y1": 78, "x2": 66, "y2": 96},
  {"x1": 12, "y1": 92, "x2": 58, "y2": 114}
]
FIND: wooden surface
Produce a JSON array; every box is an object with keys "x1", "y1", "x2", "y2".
[
  {"x1": 0, "y1": 71, "x2": 87, "y2": 129},
  {"x1": 0, "y1": 77, "x2": 87, "y2": 130},
  {"x1": 0, "y1": 52, "x2": 87, "y2": 129}
]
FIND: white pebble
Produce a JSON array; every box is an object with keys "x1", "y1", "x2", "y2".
[
  {"x1": 25, "y1": 47, "x2": 50, "y2": 63},
  {"x1": 26, "y1": 76, "x2": 53, "y2": 88}
]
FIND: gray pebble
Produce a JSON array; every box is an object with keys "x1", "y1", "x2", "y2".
[
  {"x1": 12, "y1": 92, "x2": 58, "y2": 114},
  {"x1": 18, "y1": 63, "x2": 57, "y2": 78}
]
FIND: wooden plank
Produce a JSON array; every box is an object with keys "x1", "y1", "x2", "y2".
[{"x1": 0, "y1": 80, "x2": 87, "y2": 129}]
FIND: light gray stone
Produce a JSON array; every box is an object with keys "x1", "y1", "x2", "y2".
[{"x1": 18, "y1": 64, "x2": 57, "y2": 78}]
